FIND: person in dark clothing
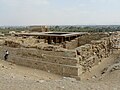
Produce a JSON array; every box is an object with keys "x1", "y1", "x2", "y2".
[{"x1": 4, "y1": 50, "x2": 9, "y2": 61}]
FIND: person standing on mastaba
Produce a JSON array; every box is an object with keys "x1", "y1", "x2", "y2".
[{"x1": 4, "y1": 50, "x2": 9, "y2": 61}]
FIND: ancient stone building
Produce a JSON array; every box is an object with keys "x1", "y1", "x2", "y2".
[
  {"x1": 0, "y1": 31, "x2": 119, "y2": 79},
  {"x1": 29, "y1": 26, "x2": 49, "y2": 32},
  {"x1": 15, "y1": 32, "x2": 87, "y2": 49}
]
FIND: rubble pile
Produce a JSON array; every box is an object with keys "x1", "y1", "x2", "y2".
[
  {"x1": 4, "y1": 37, "x2": 64, "y2": 51},
  {"x1": 4, "y1": 40, "x2": 21, "y2": 48},
  {"x1": 0, "y1": 40, "x2": 5, "y2": 46},
  {"x1": 76, "y1": 36, "x2": 119, "y2": 72}
]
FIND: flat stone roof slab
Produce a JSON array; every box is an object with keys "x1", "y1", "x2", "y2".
[{"x1": 15, "y1": 32, "x2": 87, "y2": 37}]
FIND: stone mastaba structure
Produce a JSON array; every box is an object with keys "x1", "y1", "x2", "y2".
[{"x1": 0, "y1": 32, "x2": 120, "y2": 79}]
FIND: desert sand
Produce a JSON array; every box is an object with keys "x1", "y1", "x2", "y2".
[{"x1": 0, "y1": 50, "x2": 120, "y2": 90}]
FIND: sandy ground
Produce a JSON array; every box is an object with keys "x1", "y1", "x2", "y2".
[
  {"x1": 0, "y1": 50, "x2": 120, "y2": 90},
  {"x1": 81, "y1": 50, "x2": 120, "y2": 80}
]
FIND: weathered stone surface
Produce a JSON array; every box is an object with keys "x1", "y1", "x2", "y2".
[
  {"x1": 75, "y1": 35, "x2": 120, "y2": 72},
  {"x1": 0, "y1": 33, "x2": 120, "y2": 78}
]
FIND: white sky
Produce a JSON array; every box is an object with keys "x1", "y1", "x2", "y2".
[{"x1": 0, "y1": 0, "x2": 120, "y2": 26}]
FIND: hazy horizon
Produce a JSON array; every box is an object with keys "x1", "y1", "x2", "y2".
[{"x1": 0, "y1": 0, "x2": 120, "y2": 26}]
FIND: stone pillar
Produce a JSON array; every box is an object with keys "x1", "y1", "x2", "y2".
[
  {"x1": 53, "y1": 37, "x2": 56, "y2": 44},
  {"x1": 56, "y1": 37, "x2": 58, "y2": 43},
  {"x1": 61, "y1": 37, "x2": 63, "y2": 43},
  {"x1": 63, "y1": 37, "x2": 65, "y2": 42},
  {"x1": 69, "y1": 37, "x2": 71, "y2": 41},
  {"x1": 58, "y1": 37, "x2": 61, "y2": 43},
  {"x1": 44, "y1": 36, "x2": 48, "y2": 43},
  {"x1": 48, "y1": 36, "x2": 52, "y2": 44},
  {"x1": 53, "y1": 37, "x2": 58, "y2": 44},
  {"x1": 51, "y1": 37, "x2": 54, "y2": 44}
]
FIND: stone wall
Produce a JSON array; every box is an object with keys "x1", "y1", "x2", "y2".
[
  {"x1": 0, "y1": 46, "x2": 82, "y2": 77},
  {"x1": 65, "y1": 33, "x2": 109, "y2": 49},
  {"x1": 76, "y1": 36, "x2": 119, "y2": 72},
  {"x1": 78, "y1": 33, "x2": 109, "y2": 46},
  {"x1": 66, "y1": 38, "x2": 79, "y2": 49},
  {"x1": 0, "y1": 33, "x2": 119, "y2": 78},
  {"x1": 9, "y1": 57, "x2": 81, "y2": 76}
]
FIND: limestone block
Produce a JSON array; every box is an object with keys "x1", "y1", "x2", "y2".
[
  {"x1": 42, "y1": 54, "x2": 79, "y2": 66},
  {"x1": 63, "y1": 50, "x2": 76, "y2": 57},
  {"x1": 63, "y1": 66, "x2": 79, "y2": 76}
]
